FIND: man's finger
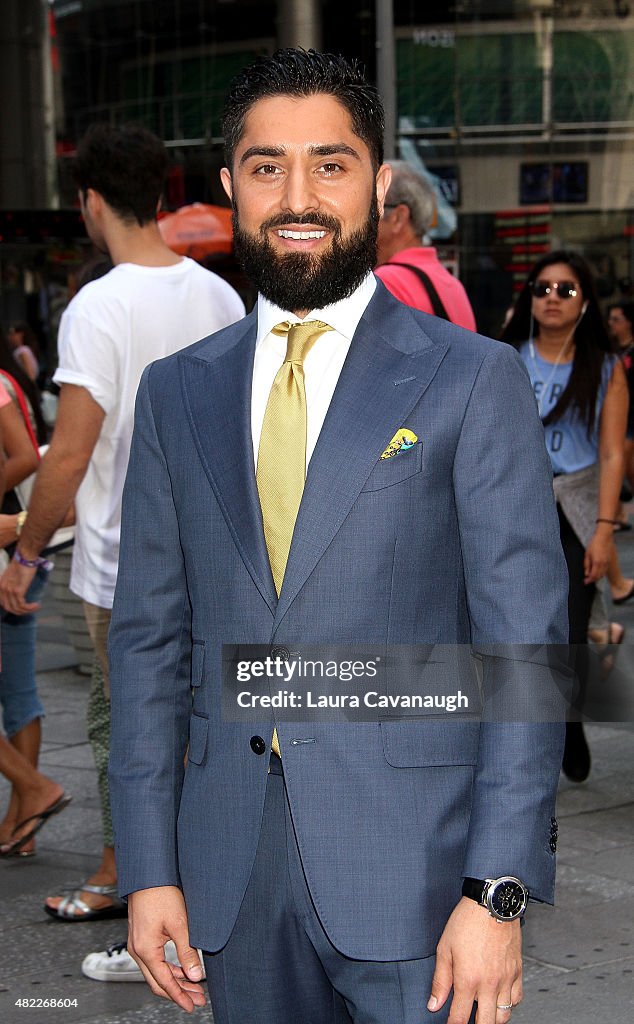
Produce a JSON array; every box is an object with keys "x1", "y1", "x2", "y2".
[
  {"x1": 510, "y1": 976, "x2": 523, "y2": 1008},
  {"x1": 428, "y1": 950, "x2": 453, "y2": 1012},
  {"x1": 448, "y1": 989, "x2": 478, "y2": 1024},
  {"x1": 494, "y1": 991, "x2": 514, "y2": 1023},
  {"x1": 175, "y1": 943, "x2": 204, "y2": 982},
  {"x1": 1, "y1": 601, "x2": 39, "y2": 616},
  {"x1": 138, "y1": 956, "x2": 203, "y2": 1012}
]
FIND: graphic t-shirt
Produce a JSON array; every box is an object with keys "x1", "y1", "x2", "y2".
[{"x1": 519, "y1": 342, "x2": 615, "y2": 475}]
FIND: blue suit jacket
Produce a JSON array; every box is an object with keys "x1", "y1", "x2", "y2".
[{"x1": 108, "y1": 281, "x2": 568, "y2": 960}]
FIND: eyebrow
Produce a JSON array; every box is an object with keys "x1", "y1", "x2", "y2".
[{"x1": 239, "y1": 143, "x2": 362, "y2": 166}]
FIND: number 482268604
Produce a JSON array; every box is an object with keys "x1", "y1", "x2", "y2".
[{"x1": 15, "y1": 998, "x2": 78, "y2": 1008}]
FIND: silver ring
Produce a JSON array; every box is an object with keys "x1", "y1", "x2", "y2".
[{"x1": 497, "y1": 1004, "x2": 513, "y2": 1012}]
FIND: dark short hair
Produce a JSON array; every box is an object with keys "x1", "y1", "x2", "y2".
[
  {"x1": 73, "y1": 123, "x2": 168, "y2": 226},
  {"x1": 608, "y1": 300, "x2": 634, "y2": 329},
  {"x1": 222, "y1": 48, "x2": 384, "y2": 172}
]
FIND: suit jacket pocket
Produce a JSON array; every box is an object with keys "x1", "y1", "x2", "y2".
[
  {"x1": 188, "y1": 713, "x2": 209, "y2": 765},
  {"x1": 360, "y1": 442, "x2": 423, "y2": 492},
  {"x1": 380, "y1": 719, "x2": 479, "y2": 767}
]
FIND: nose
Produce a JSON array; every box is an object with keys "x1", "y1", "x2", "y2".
[{"x1": 281, "y1": 164, "x2": 319, "y2": 217}]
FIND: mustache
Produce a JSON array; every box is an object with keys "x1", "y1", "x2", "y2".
[{"x1": 259, "y1": 212, "x2": 341, "y2": 234}]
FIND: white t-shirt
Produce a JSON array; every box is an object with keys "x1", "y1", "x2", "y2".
[{"x1": 54, "y1": 257, "x2": 245, "y2": 608}]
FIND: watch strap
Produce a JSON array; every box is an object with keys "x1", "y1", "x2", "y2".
[{"x1": 462, "y1": 877, "x2": 487, "y2": 905}]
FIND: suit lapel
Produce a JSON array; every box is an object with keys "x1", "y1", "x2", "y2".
[
  {"x1": 274, "y1": 291, "x2": 449, "y2": 626},
  {"x1": 179, "y1": 312, "x2": 278, "y2": 614}
]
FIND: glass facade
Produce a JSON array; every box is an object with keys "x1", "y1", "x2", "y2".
[
  {"x1": 393, "y1": 4, "x2": 634, "y2": 336},
  {"x1": 2, "y1": 1, "x2": 633, "y2": 345}
]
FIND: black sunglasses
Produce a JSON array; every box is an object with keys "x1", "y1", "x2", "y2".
[{"x1": 530, "y1": 280, "x2": 579, "y2": 300}]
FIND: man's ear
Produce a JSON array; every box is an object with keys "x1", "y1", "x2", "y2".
[
  {"x1": 220, "y1": 167, "x2": 233, "y2": 204},
  {"x1": 376, "y1": 163, "x2": 392, "y2": 217},
  {"x1": 81, "y1": 187, "x2": 104, "y2": 220}
]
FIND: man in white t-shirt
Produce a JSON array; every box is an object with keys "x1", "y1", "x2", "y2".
[{"x1": 0, "y1": 123, "x2": 245, "y2": 923}]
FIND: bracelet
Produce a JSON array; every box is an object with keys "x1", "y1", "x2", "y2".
[
  {"x1": 596, "y1": 518, "x2": 620, "y2": 526},
  {"x1": 15, "y1": 510, "x2": 28, "y2": 537},
  {"x1": 12, "y1": 549, "x2": 54, "y2": 572}
]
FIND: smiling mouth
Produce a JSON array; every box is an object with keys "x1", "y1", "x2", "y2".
[{"x1": 277, "y1": 229, "x2": 327, "y2": 240}]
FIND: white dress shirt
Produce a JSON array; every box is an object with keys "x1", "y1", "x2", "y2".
[{"x1": 251, "y1": 273, "x2": 377, "y2": 469}]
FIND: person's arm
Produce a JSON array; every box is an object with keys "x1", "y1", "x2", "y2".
[
  {"x1": 428, "y1": 344, "x2": 568, "y2": 1022},
  {"x1": 0, "y1": 383, "x2": 104, "y2": 614},
  {"x1": 15, "y1": 349, "x2": 38, "y2": 382},
  {"x1": 0, "y1": 401, "x2": 38, "y2": 490},
  {"x1": 108, "y1": 363, "x2": 204, "y2": 1012},
  {"x1": 584, "y1": 357, "x2": 628, "y2": 583},
  {"x1": 0, "y1": 420, "x2": 6, "y2": 502}
]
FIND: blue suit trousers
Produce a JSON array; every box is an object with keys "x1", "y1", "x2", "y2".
[{"x1": 204, "y1": 758, "x2": 476, "y2": 1024}]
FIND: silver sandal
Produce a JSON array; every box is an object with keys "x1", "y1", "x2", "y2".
[{"x1": 43, "y1": 882, "x2": 127, "y2": 921}]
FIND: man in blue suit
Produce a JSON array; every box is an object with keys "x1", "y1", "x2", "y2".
[{"x1": 108, "y1": 49, "x2": 568, "y2": 1024}]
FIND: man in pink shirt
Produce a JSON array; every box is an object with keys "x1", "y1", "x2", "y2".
[{"x1": 375, "y1": 160, "x2": 476, "y2": 331}]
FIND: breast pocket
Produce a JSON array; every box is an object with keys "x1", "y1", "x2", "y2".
[{"x1": 360, "y1": 442, "x2": 423, "y2": 493}]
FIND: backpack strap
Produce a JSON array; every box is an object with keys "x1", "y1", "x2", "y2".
[
  {"x1": 387, "y1": 262, "x2": 451, "y2": 321},
  {"x1": 0, "y1": 369, "x2": 40, "y2": 456}
]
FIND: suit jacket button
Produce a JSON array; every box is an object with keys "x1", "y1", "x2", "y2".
[
  {"x1": 250, "y1": 735, "x2": 266, "y2": 755},
  {"x1": 271, "y1": 645, "x2": 290, "y2": 661}
]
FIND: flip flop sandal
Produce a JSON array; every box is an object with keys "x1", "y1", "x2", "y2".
[
  {"x1": 43, "y1": 883, "x2": 128, "y2": 922},
  {"x1": 0, "y1": 793, "x2": 72, "y2": 857},
  {"x1": 1, "y1": 846, "x2": 36, "y2": 859}
]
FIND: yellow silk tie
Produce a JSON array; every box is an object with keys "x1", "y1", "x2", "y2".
[
  {"x1": 257, "y1": 320, "x2": 333, "y2": 596},
  {"x1": 257, "y1": 320, "x2": 333, "y2": 758}
]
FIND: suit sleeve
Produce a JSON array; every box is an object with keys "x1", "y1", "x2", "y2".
[
  {"x1": 108, "y1": 362, "x2": 192, "y2": 898},
  {"x1": 453, "y1": 342, "x2": 569, "y2": 903}
]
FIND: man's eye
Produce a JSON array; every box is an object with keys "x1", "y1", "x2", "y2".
[
  {"x1": 255, "y1": 164, "x2": 281, "y2": 176},
  {"x1": 320, "y1": 162, "x2": 342, "y2": 174}
]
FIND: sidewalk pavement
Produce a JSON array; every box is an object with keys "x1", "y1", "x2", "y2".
[{"x1": 1, "y1": 534, "x2": 634, "y2": 1024}]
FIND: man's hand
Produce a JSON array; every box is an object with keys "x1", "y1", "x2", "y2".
[
  {"x1": 0, "y1": 560, "x2": 39, "y2": 614},
  {"x1": 127, "y1": 886, "x2": 206, "y2": 1013},
  {"x1": 428, "y1": 897, "x2": 522, "y2": 1024}
]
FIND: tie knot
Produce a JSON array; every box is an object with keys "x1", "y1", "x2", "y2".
[{"x1": 273, "y1": 320, "x2": 332, "y2": 364}]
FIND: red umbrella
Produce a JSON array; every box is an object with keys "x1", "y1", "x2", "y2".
[{"x1": 158, "y1": 203, "x2": 233, "y2": 259}]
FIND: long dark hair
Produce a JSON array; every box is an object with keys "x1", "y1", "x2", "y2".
[
  {"x1": 500, "y1": 250, "x2": 611, "y2": 435},
  {"x1": 0, "y1": 331, "x2": 47, "y2": 444}
]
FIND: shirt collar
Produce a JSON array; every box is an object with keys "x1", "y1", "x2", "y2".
[{"x1": 256, "y1": 273, "x2": 377, "y2": 347}]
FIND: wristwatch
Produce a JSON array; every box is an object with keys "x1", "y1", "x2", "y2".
[{"x1": 462, "y1": 876, "x2": 529, "y2": 922}]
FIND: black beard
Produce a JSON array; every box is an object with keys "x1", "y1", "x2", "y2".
[{"x1": 231, "y1": 200, "x2": 379, "y2": 311}]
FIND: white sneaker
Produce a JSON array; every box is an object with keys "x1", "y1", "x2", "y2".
[{"x1": 81, "y1": 940, "x2": 205, "y2": 982}]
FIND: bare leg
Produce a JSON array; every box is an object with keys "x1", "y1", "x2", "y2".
[
  {"x1": 0, "y1": 718, "x2": 42, "y2": 844},
  {"x1": 0, "y1": 735, "x2": 65, "y2": 851}
]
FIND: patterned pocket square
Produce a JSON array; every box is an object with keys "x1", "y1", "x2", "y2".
[{"x1": 380, "y1": 428, "x2": 418, "y2": 460}]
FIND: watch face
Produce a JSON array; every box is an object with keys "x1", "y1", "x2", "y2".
[{"x1": 488, "y1": 878, "x2": 527, "y2": 920}]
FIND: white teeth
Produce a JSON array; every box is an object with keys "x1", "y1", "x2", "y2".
[{"x1": 278, "y1": 229, "x2": 326, "y2": 240}]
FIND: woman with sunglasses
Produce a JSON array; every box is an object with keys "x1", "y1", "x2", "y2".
[{"x1": 501, "y1": 250, "x2": 629, "y2": 783}]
